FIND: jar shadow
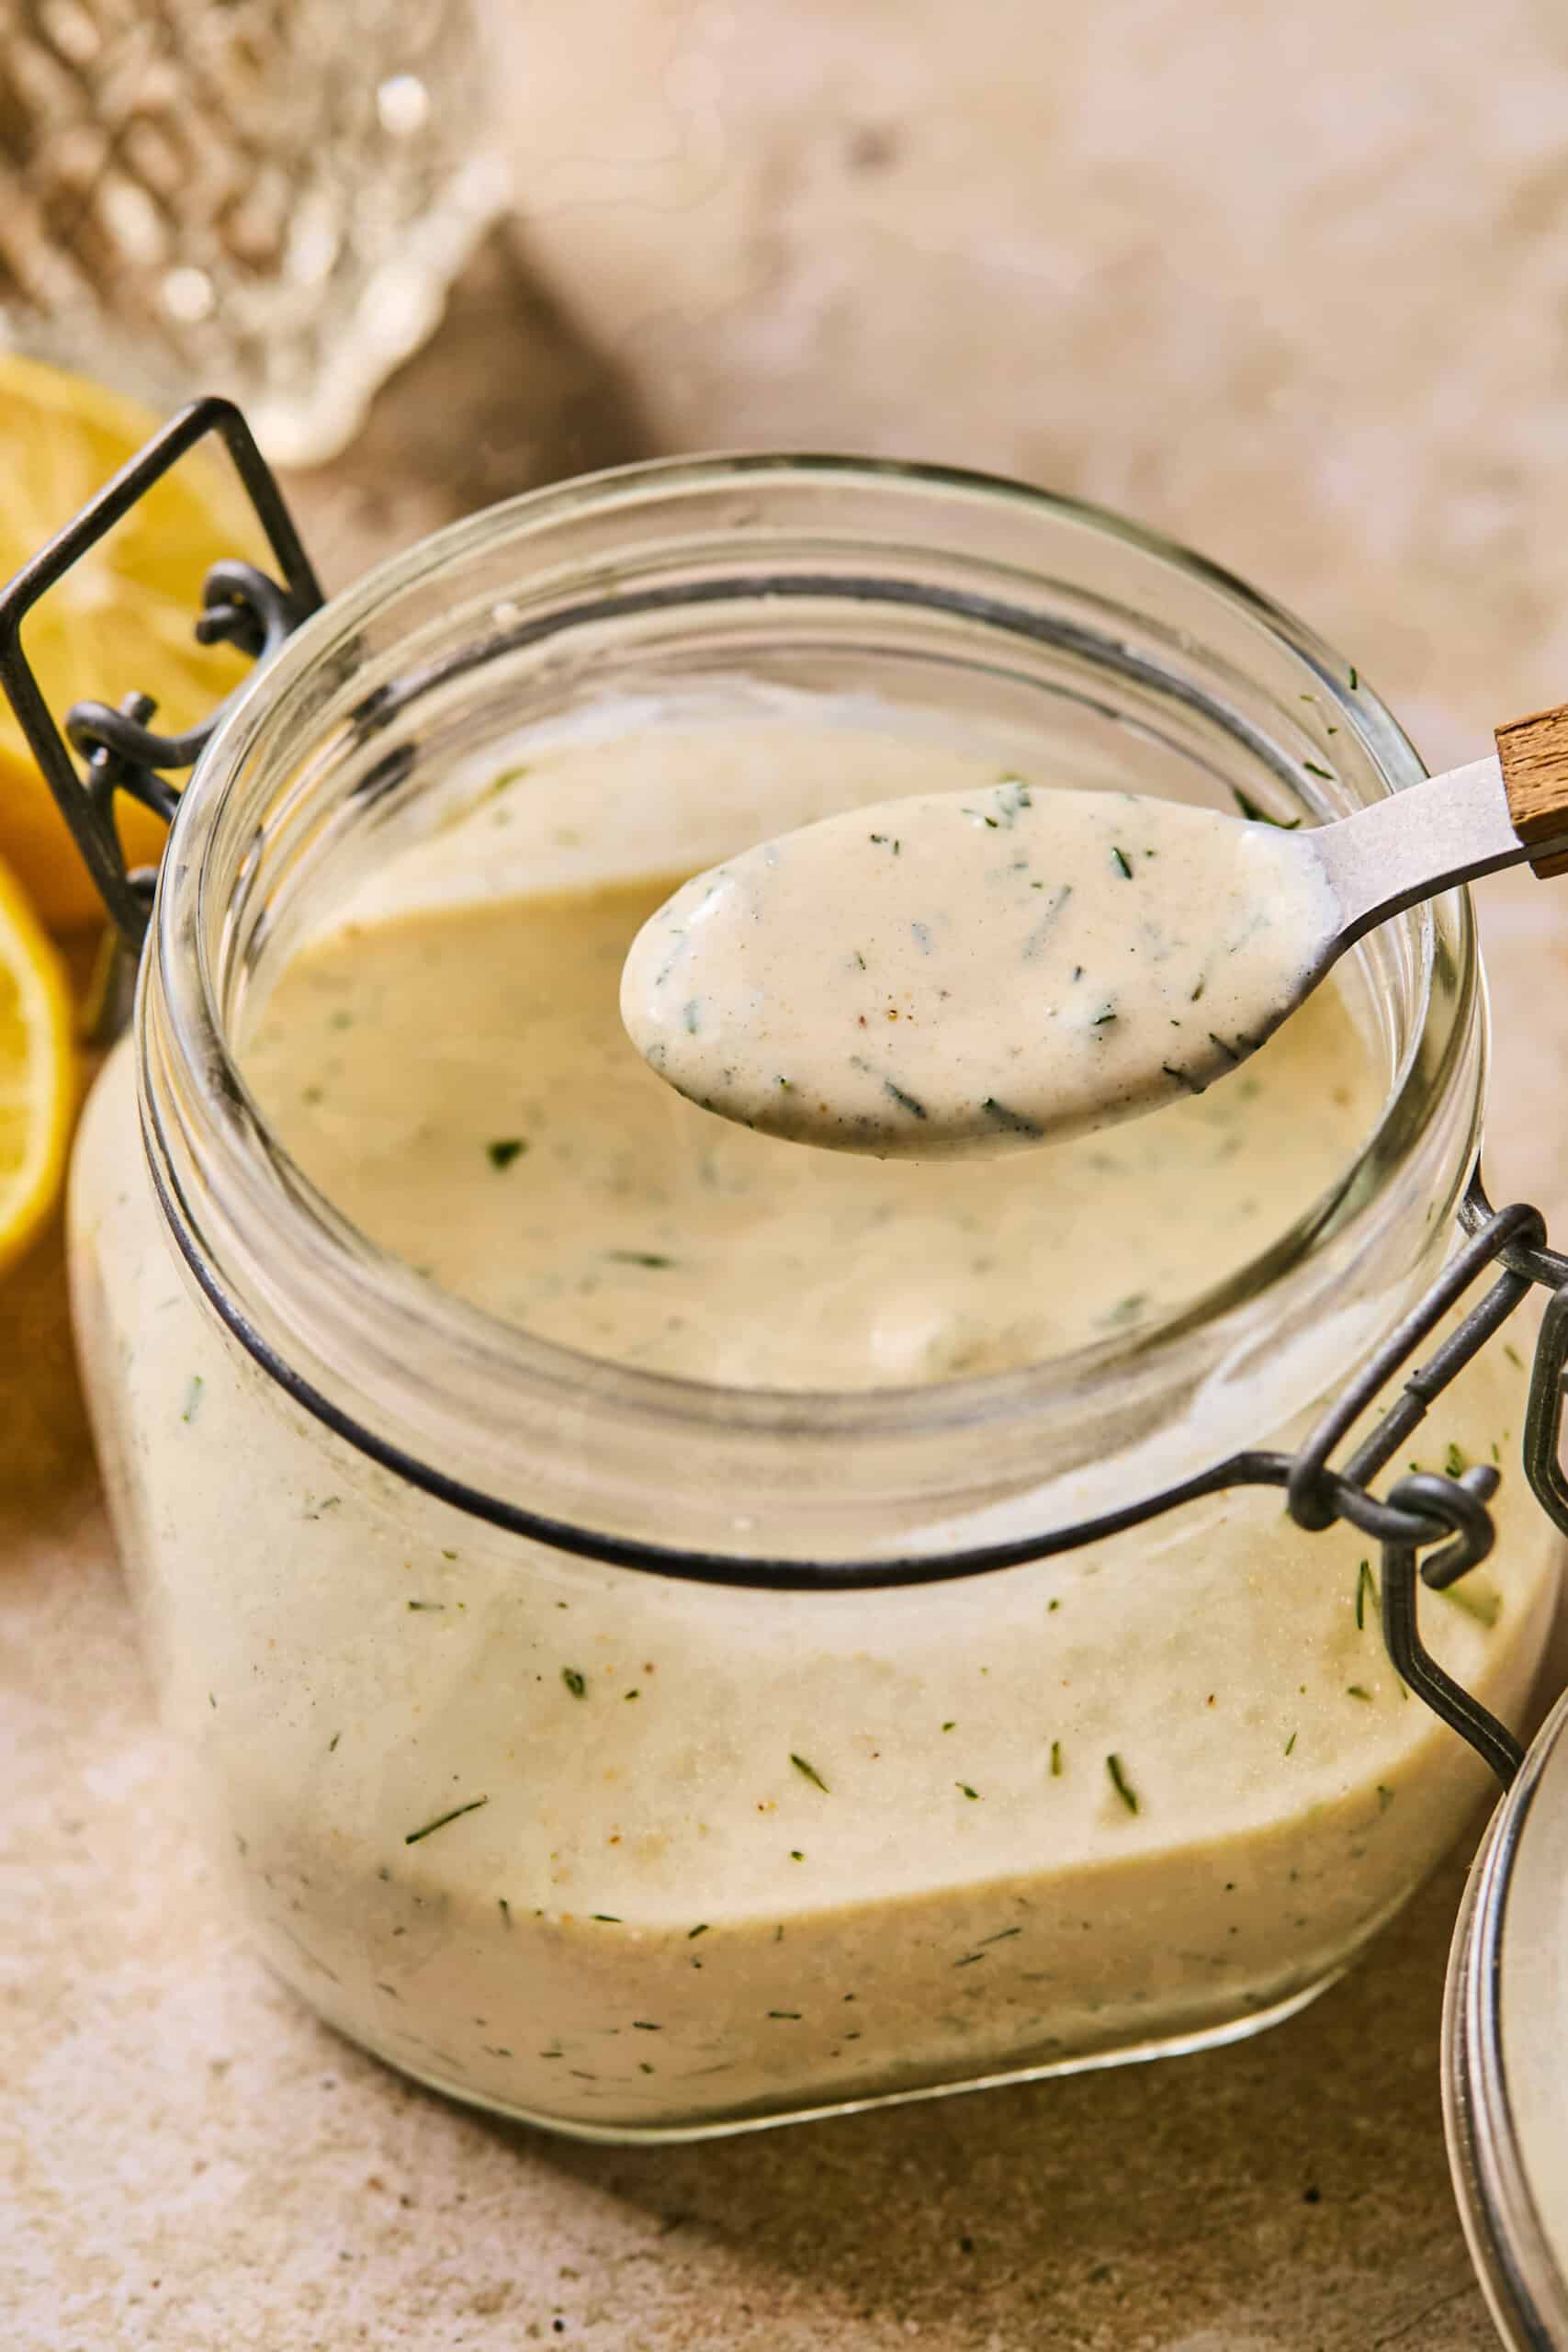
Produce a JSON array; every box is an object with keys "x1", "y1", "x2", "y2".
[{"x1": 453, "y1": 1841, "x2": 1488, "y2": 2346}]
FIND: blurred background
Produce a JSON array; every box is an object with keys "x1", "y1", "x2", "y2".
[{"x1": 6, "y1": 0, "x2": 1568, "y2": 769}]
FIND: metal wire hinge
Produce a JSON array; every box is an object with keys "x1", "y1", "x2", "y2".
[
  {"x1": 1261, "y1": 1172, "x2": 1568, "y2": 1788},
  {"x1": 0, "y1": 396, "x2": 321, "y2": 950}
]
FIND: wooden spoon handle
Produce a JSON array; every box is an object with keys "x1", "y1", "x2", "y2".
[{"x1": 1496, "y1": 703, "x2": 1568, "y2": 877}]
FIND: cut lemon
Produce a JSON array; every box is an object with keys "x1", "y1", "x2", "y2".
[
  {"x1": 0, "y1": 355, "x2": 265, "y2": 930},
  {"x1": 0, "y1": 852, "x2": 75, "y2": 1274}
]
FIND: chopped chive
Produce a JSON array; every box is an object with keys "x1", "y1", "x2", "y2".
[
  {"x1": 1111, "y1": 846, "x2": 1134, "y2": 879},
  {"x1": 1230, "y1": 786, "x2": 1302, "y2": 830},
  {"x1": 956, "y1": 1782, "x2": 980, "y2": 1800},
  {"x1": 1050, "y1": 1740, "x2": 1063, "y2": 1778},
  {"x1": 498, "y1": 1898, "x2": 512, "y2": 1929},
  {"x1": 942, "y1": 1720, "x2": 956, "y2": 1732},
  {"x1": 883, "y1": 1079, "x2": 928, "y2": 1121},
  {"x1": 329, "y1": 1732, "x2": 341, "y2": 1752},
  {"x1": 1355, "y1": 1558, "x2": 1377, "y2": 1631},
  {"x1": 181, "y1": 1374, "x2": 204, "y2": 1425},
  {"x1": 1161, "y1": 1062, "x2": 1207, "y2": 1096},
  {"x1": 1346, "y1": 1685, "x2": 1373, "y2": 1702},
  {"x1": 1091, "y1": 1003, "x2": 1118, "y2": 1026},
  {"x1": 404, "y1": 1794, "x2": 489, "y2": 1845},
  {"x1": 791, "y1": 1753, "x2": 829, "y2": 1792},
  {"x1": 605, "y1": 1250, "x2": 675, "y2": 1268},
  {"x1": 406, "y1": 1600, "x2": 445, "y2": 1611},
  {"x1": 1438, "y1": 1582, "x2": 1502, "y2": 1630},
  {"x1": 1284, "y1": 1731, "x2": 1298, "y2": 1756},
  {"x1": 1303, "y1": 760, "x2": 1335, "y2": 781},
  {"x1": 1444, "y1": 1442, "x2": 1469, "y2": 1477},
  {"x1": 981, "y1": 1096, "x2": 1043, "y2": 1138},
  {"x1": 1106, "y1": 1754, "x2": 1139, "y2": 1814},
  {"x1": 486, "y1": 1137, "x2": 526, "y2": 1170},
  {"x1": 852, "y1": 950, "x2": 866, "y2": 970},
  {"x1": 687, "y1": 1924, "x2": 708, "y2": 1939},
  {"x1": 562, "y1": 1668, "x2": 587, "y2": 1698},
  {"x1": 767, "y1": 2010, "x2": 803, "y2": 2020},
  {"x1": 1349, "y1": 665, "x2": 1359, "y2": 690},
  {"x1": 592, "y1": 1914, "x2": 621, "y2": 1924},
  {"x1": 1207, "y1": 1032, "x2": 1243, "y2": 1065}
]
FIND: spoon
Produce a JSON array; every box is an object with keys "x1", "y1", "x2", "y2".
[{"x1": 620, "y1": 706, "x2": 1568, "y2": 1159}]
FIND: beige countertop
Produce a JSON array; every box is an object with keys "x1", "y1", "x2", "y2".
[{"x1": 13, "y1": 11, "x2": 1568, "y2": 2327}]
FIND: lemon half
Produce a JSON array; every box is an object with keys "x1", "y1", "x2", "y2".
[
  {"x1": 0, "y1": 355, "x2": 265, "y2": 930},
  {"x1": 0, "y1": 853, "x2": 74, "y2": 1272}
]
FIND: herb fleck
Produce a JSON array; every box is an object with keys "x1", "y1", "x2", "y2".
[
  {"x1": 956, "y1": 1781, "x2": 980, "y2": 1801},
  {"x1": 1050, "y1": 1740, "x2": 1063, "y2": 1778},
  {"x1": 1444, "y1": 1442, "x2": 1469, "y2": 1477},
  {"x1": 1438, "y1": 1581, "x2": 1502, "y2": 1630},
  {"x1": 1355, "y1": 1558, "x2": 1377, "y2": 1631},
  {"x1": 487, "y1": 1137, "x2": 526, "y2": 1170},
  {"x1": 1303, "y1": 760, "x2": 1335, "y2": 781},
  {"x1": 329, "y1": 1731, "x2": 341, "y2": 1753},
  {"x1": 1284, "y1": 1731, "x2": 1298, "y2": 1756},
  {"x1": 1349, "y1": 665, "x2": 1359, "y2": 690},
  {"x1": 791, "y1": 1753, "x2": 829, "y2": 1792},
  {"x1": 407, "y1": 1600, "x2": 445, "y2": 1611},
  {"x1": 1111, "y1": 845, "x2": 1134, "y2": 879},
  {"x1": 883, "y1": 1079, "x2": 928, "y2": 1122},
  {"x1": 181, "y1": 1374, "x2": 204, "y2": 1425},
  {"x1": 1230, "y1": 786, "x2": 1302, "y2": 830},
  {"x1": 981, "y1": 1096, "x2": 1043, "y2": 1138},
  {"x1": 605, "y1": 1250, "x2": 675, "y2": 1269},
  {"x1": 405, "y1": 1794, "x2": 490, "y2": 1845},
  {"x1": 562, "y1": 1668, "x2": 588, "y2": 1699},
  {"x1": 1346, "y1": 1685, "x2": 1373, "y2": 1702},
  {"x1": 498, "y1": 1898, "x2": 512, "y2": 1929},
  {"x1": 1106, "y1": 1754, "x2": 1140, "y2": 1814},
  {"x1": 687, "y1": 1924, "x2": 709, "y2": 1939}
]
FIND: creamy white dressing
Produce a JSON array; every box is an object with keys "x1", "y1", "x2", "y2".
[
  {"x1": 69, "y1": 701, "x2": 1557, "y2": 2133},
  {"x1": 622, "y1": 778, "x2": 1337, "y2": 1156}
]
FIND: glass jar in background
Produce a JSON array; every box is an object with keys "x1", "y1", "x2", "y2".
[
  {"x1": 0, "y1": 0, "x2": 507, "y2": 463},
  {"x1": 61, "y1": 458, "x2": 1562, "y2": 2139}
]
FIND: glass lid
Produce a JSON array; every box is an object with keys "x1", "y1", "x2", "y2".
[{"x1": 1446, "y1": 1677, "x2": 1568, "y2": 2348}]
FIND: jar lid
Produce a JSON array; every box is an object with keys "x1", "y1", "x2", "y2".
[{"x1": 1446, "y1": 1679, "x2": 1568, "y2": 2346}]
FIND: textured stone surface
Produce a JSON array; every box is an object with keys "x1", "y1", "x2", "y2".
[{"x1": 12, "y1": 6, "x2": 1568, "y2": 2339}]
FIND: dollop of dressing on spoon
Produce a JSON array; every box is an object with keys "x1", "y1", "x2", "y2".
[{"x1": 621, "y1": 779, "x2": 1338, "y2": 1156}]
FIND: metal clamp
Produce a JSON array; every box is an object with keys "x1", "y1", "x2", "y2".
[{"x1": 0, "y1": 395, "x2": 321, "y2": 950}]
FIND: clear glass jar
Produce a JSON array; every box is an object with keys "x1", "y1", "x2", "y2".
[{"x1": 67, "y1": 457, "x2": 1560, "y2": 2141}]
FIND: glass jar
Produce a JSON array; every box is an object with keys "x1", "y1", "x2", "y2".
[{"x1": 63, "y1": 455, "x2": 1560, "y2": 2141}]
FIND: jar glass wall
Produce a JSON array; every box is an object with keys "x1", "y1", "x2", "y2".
[{"x1": 68, "y1": 458, "x2": 1560, "y2": 2139}]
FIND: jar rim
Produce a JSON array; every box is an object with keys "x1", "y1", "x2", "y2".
[{"x1": 140, "y1": 451, "x2": 1481, "y2": 1569}]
